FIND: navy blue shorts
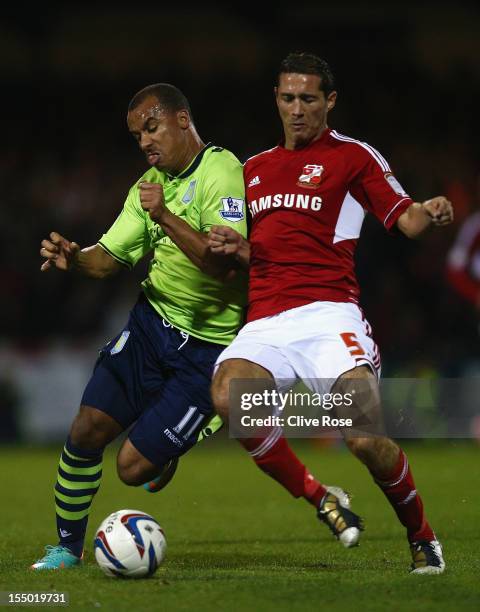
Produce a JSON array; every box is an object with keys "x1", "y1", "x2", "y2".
[{"x1": 81, "y1": 294, "x2": 224, "y2": 467}]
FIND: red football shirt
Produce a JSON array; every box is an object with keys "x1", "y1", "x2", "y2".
[{"x1": 244, "y1": 128, "x2": 413, "y2": 322}]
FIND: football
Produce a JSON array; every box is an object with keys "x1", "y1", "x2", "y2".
[{"x1": 94, "y1": 509, "x2": 166, "y2": 578}]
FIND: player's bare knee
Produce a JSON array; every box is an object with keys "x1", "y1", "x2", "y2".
[
  {"x1": 117, "y1": 466, "x2": 139, "y2": 487},
  {"x1": 346, "y1": 436, "x2": 399, "y2": 473},
  {"x1": 117, "y1": 440, "x2": 159, "y2": 486},
  {"x1": 345, "y1": 436, "x2": 377, "y2": 461},
  {"x1": 70, "y1": 406, "x2": 120, "y2": 449},
  {"x1": 117, "y1": 455, "x2": 144, "y2": 487}
]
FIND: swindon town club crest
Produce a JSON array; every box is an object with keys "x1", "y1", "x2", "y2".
[{"x1": 297, "y1": 164, "x2": 324, "y2": 188}]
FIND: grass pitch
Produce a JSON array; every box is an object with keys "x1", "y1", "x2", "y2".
[{"x1": 0, "y1": 439, "x2": 478, "y2": 611}]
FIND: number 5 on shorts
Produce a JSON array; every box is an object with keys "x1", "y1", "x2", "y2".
[{"x1": 340, "y1": 332, "x2": 365, "y2": 357}]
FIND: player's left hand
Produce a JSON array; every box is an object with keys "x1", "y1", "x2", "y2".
[
  {"x1": 422, "y1": 196, "x2": 454, "y2": 226},
  {"x1": 139, "y1": 182, "x2": 169, "y2": 224}
]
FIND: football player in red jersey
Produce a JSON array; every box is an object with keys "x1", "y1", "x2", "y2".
[{"x1": 209, "y1": 52, "x2": 453, "y2": 574}]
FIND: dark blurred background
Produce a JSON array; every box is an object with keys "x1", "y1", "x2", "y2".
[{"x1": 1, "y1": 1, "x2": 480, "y2": 440}]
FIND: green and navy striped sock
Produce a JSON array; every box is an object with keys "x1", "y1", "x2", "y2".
[{"x1": 54, "y1": 436, "x2": 103, "y2": 557}]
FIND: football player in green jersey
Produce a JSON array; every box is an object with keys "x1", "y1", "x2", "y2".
[
  {"x1": 33, "y1": 83, "x2": 353, "y2": 570},
  {"x1": 33, "y1": 83, "x2": 247, "y2": 569}
]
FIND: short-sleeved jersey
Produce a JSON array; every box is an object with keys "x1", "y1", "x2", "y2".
[
  {"x1": 98, "y1": 143, "x2": 248, "y2": 345},
  {"x1": 244, "y1": 128, "x2": 413, "y2": 322}
]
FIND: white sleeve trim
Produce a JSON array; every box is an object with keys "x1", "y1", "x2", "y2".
[{"x1": 383, "y1": 197, "x2": 410, "y2": 227}]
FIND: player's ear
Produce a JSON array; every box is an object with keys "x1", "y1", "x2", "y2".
[
  {"x1": 177, "y1": 109, "x2": 190, "y2": 129},
  {"x1": 327, "y1": 91, "x2": 337, "y2": 111}
]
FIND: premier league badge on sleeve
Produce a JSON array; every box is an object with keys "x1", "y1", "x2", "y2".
[
  {"x1": 297, "y1": 164, "x2": 324, "y2": 188},
  {"x1": 219, "y1": 197, "x2": 244, "y2": 222}
]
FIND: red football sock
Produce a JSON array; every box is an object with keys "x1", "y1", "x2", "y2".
[
  {"x1": 373, "y1": 449, "x2": 435, "y2": 542},
  {"x1": 239, "y1": 434, "x2": 327, "y2": 507}
]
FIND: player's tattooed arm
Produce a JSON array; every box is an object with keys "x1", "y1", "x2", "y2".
[
  {"x1": 396, "y1": 196, "x2": 454, "y2": 239},
  {"x1": 208, "y1": 225, "x2": 250, "y2": 269},
  {"x1": 40, "y1": 232, "x2": 122, "y2": 278},
  {"x1": 139, "y1": 181, "x2": 241, "y2": 280}
]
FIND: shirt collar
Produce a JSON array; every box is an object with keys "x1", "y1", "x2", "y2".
[{"x1": 167, "y1": 142, "x2": 213, "y2": 181}]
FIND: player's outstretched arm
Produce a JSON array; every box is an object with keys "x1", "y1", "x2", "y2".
[
  {"x1": 40, "y1": 232, "x2": 122, "y2": 278},
  {"x1": 396, "y1": 196, "x2": 454, "y2": 239},
  {"x1": 208, "y1": 225, "x2": 250, "y2": 269}
]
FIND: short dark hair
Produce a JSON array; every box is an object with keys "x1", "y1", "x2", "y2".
[
  {"x1": 278, "y1": 52, "x2": 335, "y2": 95},
  {"x1": 128, "y1": 83, "x2": 192, "y2": 117}
]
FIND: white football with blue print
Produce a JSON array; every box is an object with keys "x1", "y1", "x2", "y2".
[{"x1": 94, "y1": 509, "x2": 166, "y2": 578}]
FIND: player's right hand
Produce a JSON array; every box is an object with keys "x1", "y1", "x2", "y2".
[
  {"x1": 40, "y1": 232, "x2": 80, "y2": 272},
  {"x1": 208, "y1": 225, "x2": 244, "y2": 256},
  {"x1": 422, "y1": 196, "x2": 454, "y2": 226}
]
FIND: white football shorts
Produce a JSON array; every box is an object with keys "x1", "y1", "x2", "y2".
[{"x1": 215, "y1": 301, "x2": 381, "y2": 393}]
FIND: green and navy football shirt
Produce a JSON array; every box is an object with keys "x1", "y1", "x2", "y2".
[{"x1": 98, "y1": 144, "x2": 247, "y2": 345}]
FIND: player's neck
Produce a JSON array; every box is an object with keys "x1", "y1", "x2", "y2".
[{"x1": 173, "y1": 132, "x2": 205, "y2": 176}]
